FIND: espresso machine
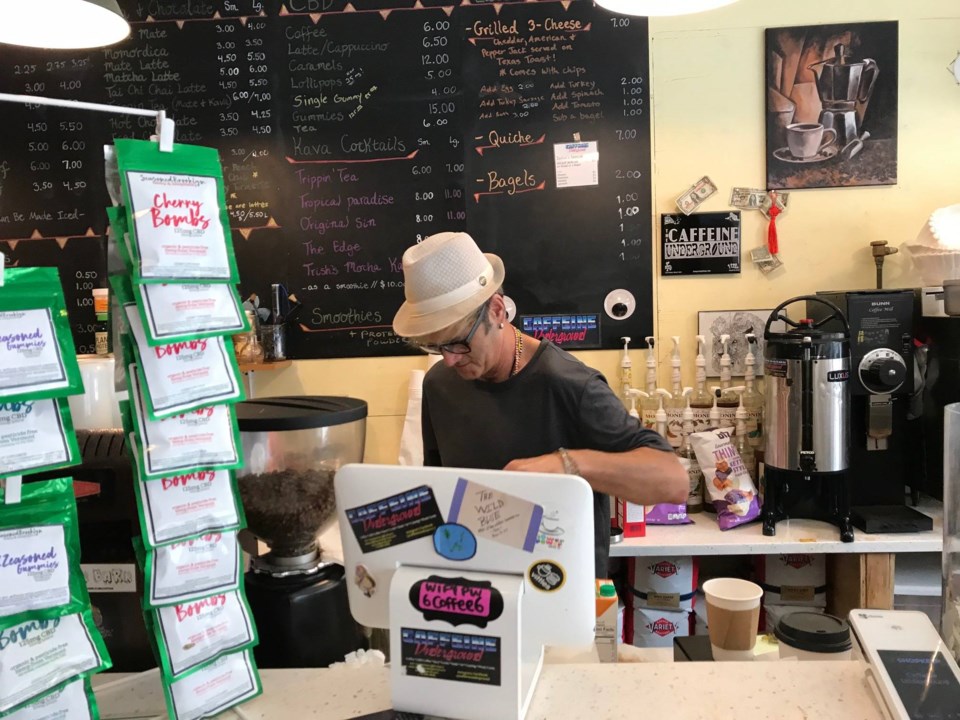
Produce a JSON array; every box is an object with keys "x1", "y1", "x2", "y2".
[
  {"x1": 762, "y1": 296, "x2": 853, "y2": 542},
  {"x1": 809, "y1": 43, "x2": 878, "y2": 148},
  {"x1": 812, "y1": 290, "x2": 932, "y2": 533},
  {"x1": 235, "y1": 396, "x2": 369, "y2": 667}
]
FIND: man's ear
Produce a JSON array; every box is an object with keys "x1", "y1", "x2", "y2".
[{"x1": 488, "y1": 294, "x2": 508, "y2": 325}]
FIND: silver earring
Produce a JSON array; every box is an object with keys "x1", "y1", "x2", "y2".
[{"x1": 499, "y1": 323, "x2": 504, "y2": 329}]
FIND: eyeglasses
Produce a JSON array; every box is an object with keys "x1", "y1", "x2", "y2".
[{"x1": 417, "y1": 308, "x2": 485, "y2": 355}]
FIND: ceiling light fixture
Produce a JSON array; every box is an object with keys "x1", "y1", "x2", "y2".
[
  {"x1": 594, "y1": 0, "x2": 739, "y2": 17},
  {"x1": 0, "y1": 0, "x2": 130, "y2": 49}
]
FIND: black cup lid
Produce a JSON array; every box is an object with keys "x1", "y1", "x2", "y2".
[
  {"x1": 236, "y1": 396, "x2": 367, "y2": 432},
  {"x1": 774, "y1": 611, "x2": 851, "y2": 653}
]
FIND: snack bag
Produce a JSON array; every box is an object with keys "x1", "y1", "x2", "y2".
[
  {"x1": 121, "y1": 372, "x2": 241, "y2": 480},
  {"x1": 162, "y1": 649, "x2": 261, "y2": 720},
  {"x1": 644, "y1": 503, "x2": 691, "y2": 525},
  {"x1": 0, "y1": 399, "x2": 80, "y2": 480},
  {"x1": 135, "y1": 468, "x2": 245, "y2": 548},
  {"x1": 113, "y1": 139, "x2": 238, "y2": 283},
  {"x1": 689, "y1": 427, "x2": 761, "y2": 530},
  {"x1": 145, "y1": 588, "x2": 257, "y2": 679},
  {"x1": 113, "y1": 291, "x2": 244, "y2": 420},
  {"x1": 0, "y1": 610, "x2": 111, "y2": 714},
  {"x1": 0, "y1": 267, "x2": 83, "y2": 402},
  {"x1": 135, "y1": 532, "x2": 242, "y2": 608},
  {"x1": 2, "y1": 677, "x2": 99, "y2": 720},
  {"x1": 0, "y1": 478, "x2": 88, "y2": 624}
]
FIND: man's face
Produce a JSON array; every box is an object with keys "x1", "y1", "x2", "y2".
[{"x1": 439, "y1": 306, "x2": 499, "y2": 381}]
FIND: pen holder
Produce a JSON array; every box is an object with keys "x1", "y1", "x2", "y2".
[{"x1": 260, "y1": 323, "x2": 286, "y2": 362}]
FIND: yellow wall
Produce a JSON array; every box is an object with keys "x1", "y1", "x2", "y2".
[{"x1": 253, "y1": 0, "x2": 960, "y2": 464}]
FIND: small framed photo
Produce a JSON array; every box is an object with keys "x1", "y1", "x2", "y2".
[{"x1": 697, "y1": 309, "x2": 787, "y2": 377}]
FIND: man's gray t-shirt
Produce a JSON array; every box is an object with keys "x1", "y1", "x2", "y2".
[{"x1": 421, "y1": 340, "x2": 673, "y2": 577}]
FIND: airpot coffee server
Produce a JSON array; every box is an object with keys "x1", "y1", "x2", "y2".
[
  {"x1": 763, "y1": 296, "x2": 854, "y2": 541},
  {"x1": 235, "y1": 396, "x2": 368, "y2": 667}
]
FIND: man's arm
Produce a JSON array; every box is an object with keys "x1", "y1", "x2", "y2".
[{"x1": 504, "y1": 446, "x2": 688, "y2": 506}]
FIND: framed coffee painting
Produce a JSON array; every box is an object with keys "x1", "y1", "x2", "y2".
[{"x1": 765, "y1": 21, "x2": 898, "y2": 190}]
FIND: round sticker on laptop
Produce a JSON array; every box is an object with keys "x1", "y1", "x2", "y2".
[{"x1": 527, "y1": 560, "x2": 565, "y2": 593}]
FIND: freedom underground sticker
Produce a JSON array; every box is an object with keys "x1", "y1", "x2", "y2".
[{"x1": 345, "y1": 486, "x2": 443, "y2": 553}]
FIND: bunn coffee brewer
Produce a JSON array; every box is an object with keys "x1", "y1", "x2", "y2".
[
  {"x1": 811, "y1": 290, "x2": 932, "y2": 533},
  {"x1": 235, "y1": 396, "x2": 369, "y2": 668},
  {"x1": 762, "y1": 296, "x2": 853, "y2": 542}
]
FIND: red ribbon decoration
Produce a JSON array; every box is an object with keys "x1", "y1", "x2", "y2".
[{"x1": 767, "y1": 202, "x2": 781, "y2": 255}]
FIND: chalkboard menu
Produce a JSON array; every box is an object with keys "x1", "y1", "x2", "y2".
[{"x1": 0, "y1": 0, "x2": 651, "y2": 359}]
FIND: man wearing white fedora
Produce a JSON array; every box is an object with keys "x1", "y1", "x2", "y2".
[{"x1": 393, "y1": 231, "x2": 687, "y2": 577}]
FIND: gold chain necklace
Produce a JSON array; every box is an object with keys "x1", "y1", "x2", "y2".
[{"x1": 512, "y1": 326, "x2": 523, "y2": 377}]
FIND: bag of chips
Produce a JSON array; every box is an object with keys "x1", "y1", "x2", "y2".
[
  {"x1": 0, "y1": 268, "x2": 83, "y2": 402},
  {"x1": 0, "y1": 610, "x2": 110, "y2": 714},
  {"x1": 144, "y1": 588, "x2": 257, "y2": 680},
  {"x1": 689, "y1": 427, "x2": 761, "y2": 530},
  {"x1": 113, "y1": 139, "x2": 238, "y2": 284},
  {"x1": 0, "y1": 399, "x2": 80, "y2": 480},
  {"x1": 0, "y1": 478, "x2": 88, "y2": 624}
]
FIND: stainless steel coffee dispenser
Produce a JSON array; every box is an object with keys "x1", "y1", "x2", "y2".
[{"x1": 763, "y1": 296, "x2": 853, "y2": 542}]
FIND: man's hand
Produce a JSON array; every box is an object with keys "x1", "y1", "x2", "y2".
[{"x1": 504, "y1": 452, "x2": 564, "y2": 474}]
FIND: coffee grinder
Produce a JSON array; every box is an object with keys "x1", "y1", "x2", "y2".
[
  {"x1": 809, "y1": 43, "x2": 879, "y2": 147},
  {"x1": 236, "y1": 396, "x2": 369, "y2": 667},
  {"x1": 811, "y1": 290, "x2": 932, "y2": 533},
  {"x1": 762, "y1": 296, "x2": 853, "y2": 542}
]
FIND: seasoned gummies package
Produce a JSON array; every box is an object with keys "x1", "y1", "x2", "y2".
[{"x1": 0, "y1": 267, "x2": 82, "y2": 402}]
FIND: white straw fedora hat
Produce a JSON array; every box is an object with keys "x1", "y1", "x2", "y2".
[{"x1": 392, "y1": 231, "x2": 505, "y2": 338}]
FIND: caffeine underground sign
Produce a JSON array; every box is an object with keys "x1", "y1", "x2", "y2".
[
  {"x1": 410, "y1": 575, "x2": 504, "y2": 629},
  {"x1": 661, "y1": 211, "x2": 741, "y2": 276}
]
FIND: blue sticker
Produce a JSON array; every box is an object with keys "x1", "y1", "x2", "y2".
[{"x1": 433, "y1": 523, "x2": 477, "y2": 561}]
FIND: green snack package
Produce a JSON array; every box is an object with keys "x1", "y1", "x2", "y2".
[
  {"x1": 0, "y1": 478, "x2": 88, "y2": 624},
  {"x1": 0, "y1": 267, "x2": 83, "y2": 402},
  {"x1": 134, "y1": 531, "x2": 242, "y2": 609},
  {"x1": 0, "y1": 609, "x2": 111, "y2": 714},
  {"x1": 161, "y1": 649, "x2": 261, "y2": 720},
  {"x1": 113, "y1": 139, "x2": 239, "y2": 284},
  {"x1": 0, "y1": 398, "x2": 80, "y2": 480},
  {"x1": 135, "y1": 467, "x2": 245, "y2": 549},
  {"x1": 145, "y1": 586, "x2": 258, "y2": 680},
  {"x1": 112, "y1": 278, "x2": 244, "y2": 421},
  {"x1": 123, "y1": 367, "x2": 242, "y2": 480},
  {"x1": 105, "y1": 206, "x2": 134, "y2": 276},
  {"x1": 0, "y1": 677, "x2": 100, "y2": 720}
]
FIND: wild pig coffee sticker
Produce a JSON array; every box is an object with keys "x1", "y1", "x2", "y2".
[
  {"x1": 661, "y1": 211, "x2": 741, "y2": 276},
  {"x1": 433, "y1": 524, "x2": 477, "y2": 562},
  {"x1": 400, "y1": 628, "x2": 500, "y2": 687},
  {"x1": 519, "y1": 314, "x2": 601, "y2": 349},
  {"x1": 345, "y1": 486, "x2": 443, "y2": 553},
  {"x1": 0, "y1": 309, "x2": 68, "y2": 397},
  {"x1": 527, "y1": 560, "x2": 566, "y2": 593},
  {"x1": 409, "y1": 576, "x2": 503, "y2": 629},
  {"x1": 127, "y1": 171, "x2": 231, "y2": 280},
  {"x1": 448, "y1": 478, "x2": 542, "y2": 553}
]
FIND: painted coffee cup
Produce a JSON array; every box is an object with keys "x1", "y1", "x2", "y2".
[{"x1": 786, "y1": 123, "x2": 837, "y2": 159}]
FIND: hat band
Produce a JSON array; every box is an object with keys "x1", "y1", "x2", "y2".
[{"x1": 410, "y1": 262, "x2": 494, "y2": 317}]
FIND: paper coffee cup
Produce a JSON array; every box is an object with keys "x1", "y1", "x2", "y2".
[{"x1": 703, "y1": 578, "x2": 762, "y2": 661}]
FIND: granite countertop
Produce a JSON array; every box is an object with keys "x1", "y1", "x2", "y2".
[{"x1": 94, "y1": 660, "x2": 886, "y2": 720}]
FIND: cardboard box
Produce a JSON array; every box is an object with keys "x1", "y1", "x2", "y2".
[
  {"x1": 595, "y1": 579, "x2": 618, "y2": 663},
  {"x1": 615, "y1": 498, "x2": 645, "y2": 537}
]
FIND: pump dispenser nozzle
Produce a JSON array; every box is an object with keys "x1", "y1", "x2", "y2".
[
  {"x1": 644, "y1": 336, "x2": 657, "y2": 392},
  {"x1": 626, "y1": 388, "x2": 647, "y2": 419},
  {"x1": 620, "y1": 336, "x2": 633, "y2": 403},
  {"x1": 709, "y1": 386, "x2": 723, "y2": 429},
  {"x1": 670, "y1": 336, "x2": 682, "y2": 390},
  {"x1": 653, "y1": 388, "x2": 672, "y2": 438},
  {"x1": 719, "y1": 334, "x2": 732, "y2": 387}
]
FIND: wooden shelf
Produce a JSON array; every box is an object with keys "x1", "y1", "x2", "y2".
[{"x1": 238, "y1": 360, "x2": 292, "y2": 373}]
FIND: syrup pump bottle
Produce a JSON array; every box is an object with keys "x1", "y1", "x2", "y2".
[
  {"x1": 640, "y1": 336, "x2": 659, "y2": 429},
  {"x1": 665, "y1": 336, "x2": 685, "y2": 449},
  {"x1": 677, "y1": 388, "x2": 704, "y2": 513},
  {"x1": 653, "y1": 388, "x2": 673, "y2": 441},
  {"x1": 626, "y1": 388, "x2": 645, "y2": 420},
  {"x1": 730, "y1": 386, "x2": 758, "y2": 483},
  {"x1": 689, "y1": 334, "x2": 714, "y2": 432},
  {"x1": 619, "y1": 336, "x2": 633, "y2": 405},
  {"x1": 742, "y1": 332, "x2": 764, "y2": 450},
  {"x1": 716, "y1": 333, "x2": 738, "y2": 429},
  {"x1": 707, "y1": 387, "x2": 724, "y2": 430}
]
